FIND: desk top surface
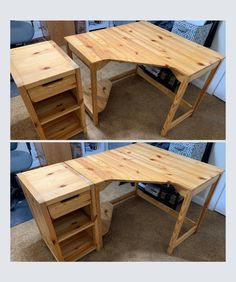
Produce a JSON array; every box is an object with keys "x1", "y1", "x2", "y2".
[
  {"x1": 10, "y1": 41, "x2": 78, "y2": 89},
  {"x1": 18, "y1": 143, "x2": 223, "y2": 205},
  {"x1": 65, "y1": 21, "x2": 223, "y2": 78}
]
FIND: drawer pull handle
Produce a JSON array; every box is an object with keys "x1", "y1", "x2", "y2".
[
  {"x1": 42, "y1": 78, "x2": 63, "y2": 87},
  {"x1": 60, "y1": 194, "x2": 80, "y2": 203}
]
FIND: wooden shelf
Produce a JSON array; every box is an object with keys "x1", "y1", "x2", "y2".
[
  {"x1": 84, "y1": 79, "x2": 112, "y2": 114},
  {"x1": 60, "y1": 229, "x2": 95, "y2": 261},
  {"x1": 54, "y1": 209, "x2": 94, "y2": 243},
  {"x1": 43, "y1": 112, "x2": 83, "y2": 140},
  {"x1": 34, "y1": 90, "x2": 81, "y2": 125}
]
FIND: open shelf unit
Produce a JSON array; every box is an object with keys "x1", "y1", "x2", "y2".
[
  {"x1": 42, "y1": 111, "x2": 83, "y2": 140},
  {"x1": 60, "y1": 228, "x2": 96, "y2": 261},
  {"x1": 54, "y1": 208, "x2": 94, "y2": 243},
  {"x1": 30, "y1": 79, "x2": 85, "y2": 140},
  {"x1": 50, "y1": 198, "x2": 97, "y2": 261},
  {"x1": 34, "y1": 90, "x2": 81, "y2": 125},
  {"x1": 11, "y1": 41, "x2": 86, "y2": 140}
]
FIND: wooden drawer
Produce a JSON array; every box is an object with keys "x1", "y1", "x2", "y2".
[
  {"x1": 48, "y1": 190, "x2": 91, "y2": 219},
  {"x1": 28, "y1": 74, "x2": 77, "y2": 102}
]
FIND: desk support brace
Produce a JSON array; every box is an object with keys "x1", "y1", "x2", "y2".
[
  {"x1": 137, "y1": 175, "x2": 221, "y2": 255},
  {"x1": 95, "y1": 184, "x2": 103, "y2": 250},
  {"x1": 161, "y1": 79, "x2": 189, "y2": 136},
  {"x1": 167, "y1": 175, "x2": 221, "y2": 255},
  {"x1": 90, "y1": 65, "x2": 99, "y2": 125},
  {"x1": 167, "y1": 191, "x2": 192, "y2": 255}
]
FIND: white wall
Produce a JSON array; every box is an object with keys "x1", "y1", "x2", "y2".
[{"x1": 192, "y1": 142, "x2": 226, "y2": 212}]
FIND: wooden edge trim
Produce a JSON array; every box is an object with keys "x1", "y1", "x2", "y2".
[
  {"x1": 57, "y1": 222, "x2": 95, "y2": 243},
  {"x1": 191, "y1": 174, "x2": 221, "y2": 196},
  {"x1": 10, "y1": 59, "x2": 24, "y2": 88},
  {"x1": 40, "y1": 203, "x2": 64, "y2": 260},
  {"x1": 189, "y1": 60, "x2": 221, "y2": 82},
  {"x1": 17, "y1": 173, "x2": 45, "y2": 204},
  {"x1": 66, "y1": 42, "x2": 92, "y2": 68},
  {"x1": 24, "y1": 70, "x2": 76, "y2": 90}
]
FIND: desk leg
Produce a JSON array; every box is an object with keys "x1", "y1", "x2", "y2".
[
  {"x1": 192, "y1": 63, "x2": 221, "y2": 114},
  {"x1": 19, "y1": 87, "x2": 46, "y2": 140},
  {"x1": 167, "y1": 191, "x2": 192, "y2": 255},
  {"x1": 195, "y1": 175, "x2": 222, "y2": 233},
  {"x1": 90, "y1": 65, "x2": 99, "y2": 125},
  {"x1": 95, "y1": 185, "x2": 103, "y2": 250},
  {"x1": 161, "y1": 79, "x2": 189, "y2": 137},
  {"x1": 66, "y1": 42, "x2": 73, "y2": 59}
]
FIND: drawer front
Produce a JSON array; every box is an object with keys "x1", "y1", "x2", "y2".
[
  {"x1": 28, "y1": 74, "x2": 77, "y2": 102},
  {"x1": 48, "y1": 191, "x2": 91, "y2": 219}
]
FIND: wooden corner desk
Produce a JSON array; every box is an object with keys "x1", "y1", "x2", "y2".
[
  {"x1": 18, "y1": 143, "x2": 224, "y2": 261},
  {"x1": 65, "y1": 21, "x2": 224, "y2": 137}
]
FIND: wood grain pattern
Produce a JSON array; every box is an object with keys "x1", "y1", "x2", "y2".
[
  {"x1": 65, "y1": 21, "x2": 223, "y2": 77},
  {"x1": 18, "y1": 163, "x2": 91, "y2": 205},
  {"x1": 11, "y1": 41, "x2": 86, "y2": 140},
  {"x1": 18, "y1": 143, "x2": 224, "y2": 259},
  {"x1": 66, "y1": 143, "x2": 223, "y2": 194},
  {"x1": 11, "y1": 41, "x2": 78, "y2": 89},
  {"x1": 34, "y1": 91, "x2": 80, "y2": 125},
  {"x1": 65, "y1": 21, "x2": 224, "y2": 135},
  {"x1": 42, "y1": 112, "x2": 83, "y2": 140},
  {"x1": 19, "y1": 181, "x2": 64, "y2": 261}
]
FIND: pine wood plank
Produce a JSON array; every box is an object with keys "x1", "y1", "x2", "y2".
[
  {"x1": 11, "y1": 41, "x2": 78, "y2": 89},
  {"x1": 18, "y1": 163, "x2": 91, "y2": 205},
  {"x1": 65, "y1": 21, "x2": 223, "y2": 78},
  {"x1": 66, "y1": 143, "x2": 223, "y2": 193}
]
